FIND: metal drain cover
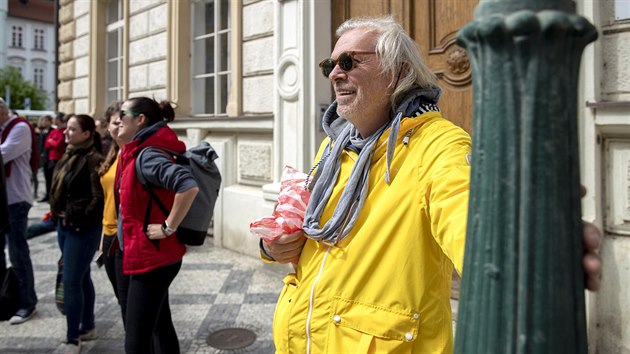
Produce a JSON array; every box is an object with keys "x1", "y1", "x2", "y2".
[{"x1": 207, "y1": 328, "x2": 257, "y2": 350}]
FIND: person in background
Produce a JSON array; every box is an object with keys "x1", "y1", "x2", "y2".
[
  {"x1": 115, "y1": 97, "x2": 198, "y2": 353},
  {"x1": 50, "y1": 114, "x2": 104, "y2": 354},
  {"x1": 95, "y1": 117, "x2": 112, "y2": 156},
  {"x1": 96, "y1": 101, "x2": 129, "y2": 326},
  {"x1": 258, "y1": 16, "x2": 602, "y2": 353},
  {"x1": 34, "y1": 115, "x2": 53, "y2": 200},
  {"x1": 26, "y1": 211, "x2": 56, "y2": 239},
  {"x1": 0, "y1": 98, "x2": 38, "y2": 325},
  {"x1": 0, "y1": 153, "x2": 8, "y2": 237},
  {"x1": 43, "y1": 113, "x2": 68, "y2": 203}
]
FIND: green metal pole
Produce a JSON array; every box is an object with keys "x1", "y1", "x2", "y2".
[{"x1": 454, "y1": 1, "x2": 597, "y2": 353}]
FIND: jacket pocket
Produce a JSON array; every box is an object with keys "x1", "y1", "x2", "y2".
[
  {"x1": 326, "y1": 296, "x2": 419, "y2": 354},
  {"x1": 273, "y1": 273, "x2": 299, "y2": 354}
]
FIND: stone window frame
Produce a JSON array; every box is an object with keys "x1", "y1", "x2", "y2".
[
  {"x1": 89, "y1": 0, "x2": 129, "y2": 116},
  {"x1": 168, "y1": 0, "x2": 242, "y2": 118},
  {"x1": 11, "y1": 25, "x2": 23, "y2": 48},
  {"x1": 33, "y1": 28, "x2": 45, "y2": 50},
  {"x1": 105, "y1": 0, "x2": 125, "y2": 105},
  {"x1": 33, "y1": 66, "x2": 45, "y2": 90},
  {"x1": 88, "y1": 0, "x2": 242, "y2": 118}
]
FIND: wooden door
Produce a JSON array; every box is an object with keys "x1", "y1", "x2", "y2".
[
  {"x1": 331, "y1": 0, "x2": 477, "y2": 134},
  {"x1": 331, "y1": 0, "x2": 478, "y2": 299}
]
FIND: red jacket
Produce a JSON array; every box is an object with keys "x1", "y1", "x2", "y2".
[
  {"x1": 116, "y1": 125, "x2": 186, "y2": 274},
  {"x1": 45, "y1": 128, "x2": 66, "y2": 161}
]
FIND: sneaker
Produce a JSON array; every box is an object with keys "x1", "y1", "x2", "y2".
[
  {"x1": 63, "y1": 341, "x2": 81, "y2": 354},
  {"x1": 9, "y1": 308, "x2": 37, "y2": 325},
  {"x1": 79, "y1": 328, "x2": 97, "y2": 341}
]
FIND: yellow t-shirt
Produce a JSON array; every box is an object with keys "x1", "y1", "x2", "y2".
[{"x1": 100, "y1": 155, "x2": 118, "y2": 236}]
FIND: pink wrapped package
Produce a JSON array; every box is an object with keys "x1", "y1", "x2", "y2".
[{"x1": 250, "y1": 166, "x2": 311, "y2": 242}]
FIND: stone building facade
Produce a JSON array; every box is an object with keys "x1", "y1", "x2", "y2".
[{"x1": 55, "y1": 0, "x2": 629, "y2": 351}]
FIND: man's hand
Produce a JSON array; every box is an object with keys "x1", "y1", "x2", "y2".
[
  {"x1": 583, "y1": 221, "x2": 602, "y2": 291},
  {"x1": 582, "y1": 186, "x2": 602, "y2": 291},
  {"x1": 263, "y1": 231, "x2": 307, "y2": 264}
]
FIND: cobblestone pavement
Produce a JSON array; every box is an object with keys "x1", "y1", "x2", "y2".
[{"x1": 0, "y1": 190, "x2": 286, "y2": 353}]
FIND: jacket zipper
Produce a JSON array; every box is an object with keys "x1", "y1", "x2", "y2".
[{"x1": 306, "y1": 245, "x2": 331, "y2": 354}]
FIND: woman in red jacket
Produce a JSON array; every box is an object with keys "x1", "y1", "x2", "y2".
[
  {"x1": 43, "y1": 113, "x2": 69, "y2": 202},
  {"x1": 115, "y1": 97, "x2": 198, "y2": 354}
]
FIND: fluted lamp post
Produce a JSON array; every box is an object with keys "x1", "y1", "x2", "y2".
[{"x1": 454, "y1": 1, "x2": 597, "y2": 353}]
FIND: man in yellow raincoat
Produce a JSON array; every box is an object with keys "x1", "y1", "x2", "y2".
[{"x1": 259, "y1": 16, "x2": 602, "y2": 354}]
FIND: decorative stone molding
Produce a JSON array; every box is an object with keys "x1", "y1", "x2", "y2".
[
  {"x1": 238, "y1": 143, "x2": 273, "y2": 184},
  {"x1": 59, "y1": 22, "x2": 76, "y2": 43},
  {"x1": 277, "y1": 54, "x2": 300, "y2": 101},
  {"x1": 57, "y1": 82, "x2": 72, "y2": 100},
  {"x1": 59, "y1": 3, "x2": 74, "y2": 25},
  {"x1": 58, "y1": 42, "x2": 73, "y2": 62},
  {"x1": 446, "y1": 47, "x2": 470, "y2": 75},
  {"x1": 58, "y1": 61, "x2": 75, "y2": 81}
]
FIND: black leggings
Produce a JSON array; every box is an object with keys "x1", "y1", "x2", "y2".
[
  {"x1": 125, "y1": 260, "x2": 181, "y2": 354},
  {"x1": 102, "y1": 236, "x2": 129, "y2": 327}
]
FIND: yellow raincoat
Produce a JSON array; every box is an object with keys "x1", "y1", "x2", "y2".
[{"x1": 270, "y1": 111, "x2": 471, "y2": 354}]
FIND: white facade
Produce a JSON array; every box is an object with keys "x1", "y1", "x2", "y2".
[
  {"x1": 580, "y1": 1, "x2": 630, "y2": 353},
  {"x1": 0, "y1": 0, "x2": 7, "y2": 67},
  {"x1": 5, "y1": 16, "x2": 56, "y2": 110}
]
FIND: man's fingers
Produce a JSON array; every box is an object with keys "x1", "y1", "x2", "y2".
[
  {"x1": 274, "y1": 231, "x2": 305, "y2": 245},
  {"x1": 583, "y1": 253, "x2": 602, "y2": 291},
  {"x1": 582, "y1": 223, "x2": 601, "y2": 251}
]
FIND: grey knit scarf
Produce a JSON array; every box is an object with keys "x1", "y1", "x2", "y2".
[{"x1": 302, "y1": 87, "x2": 441, "y2": 245}]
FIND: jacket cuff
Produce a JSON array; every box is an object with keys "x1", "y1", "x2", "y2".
[{"x1": 259, "y1": 238, "x2": 276, "y2": 262}]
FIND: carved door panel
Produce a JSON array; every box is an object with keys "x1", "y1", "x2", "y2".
[{"x1": 331, "y1": 0, "x2": 477, "y2": 134}]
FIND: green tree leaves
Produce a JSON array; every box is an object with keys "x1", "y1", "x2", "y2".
[{"x1": 0, "y1": 66, "x2": 47, "y2": 110}]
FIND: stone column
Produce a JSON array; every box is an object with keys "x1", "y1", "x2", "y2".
[{"x1": 454, "y1": 1, "x2": 597, "y2": 353}]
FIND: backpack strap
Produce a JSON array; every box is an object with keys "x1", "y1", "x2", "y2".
[
  {"x1": 1, "y1": 117, "x2": 33, "y2": 177},
  {"x1": 135, "y1": 147, "x2": 175, "y2": 249}
]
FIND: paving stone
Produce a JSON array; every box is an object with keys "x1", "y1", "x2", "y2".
[{"x1": 0, "y1": 199, "x2": 285, "y2": 353}]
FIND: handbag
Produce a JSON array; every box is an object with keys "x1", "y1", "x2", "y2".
[
  {"x1": 55, "y1": 256, "x2": 65, "y2": 315},
  {"x1": 0, "y1": 267, "x2": 20, "y2": 320}
]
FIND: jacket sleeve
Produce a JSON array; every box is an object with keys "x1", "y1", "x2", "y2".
[
  {"x1": 0, "y1": 121, "x2": 32, "y2": 163},
  {"x1": 421, "y1": 123, "x2": 471, "y2": 275},
  {"x1": 139, "y1": 149, "x2": 197, "y2": 193}
]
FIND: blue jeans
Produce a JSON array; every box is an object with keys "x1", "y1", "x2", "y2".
[
  {"x1": 57, "y1": 221, "x2": 101, "y2": 341},
  {"x1": 0, "y1": 202, "x2": 37, "y2": 311}
]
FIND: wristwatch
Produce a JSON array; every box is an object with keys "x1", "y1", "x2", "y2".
[{"x1": 162, "y1": 221, "x2": 176, "y2": 237}]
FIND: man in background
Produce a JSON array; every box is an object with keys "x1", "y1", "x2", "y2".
[{"x1": 0, "y1": 97, "x2": 38, "y2": 324}]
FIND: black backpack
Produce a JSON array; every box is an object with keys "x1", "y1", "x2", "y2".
[{"x1": 136, "y1": 141, "x2": 221, "y2": 246}]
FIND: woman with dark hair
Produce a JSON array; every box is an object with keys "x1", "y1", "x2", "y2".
[
  {"x1": 97, "y1": 101, "x2": 129, "y2": 328},
  {"x1": 50, "y1": 114, "x2": 104, "y2": 354},
  {"x1": 115, "y1": 97, "x2": 198, "y2": 353}
]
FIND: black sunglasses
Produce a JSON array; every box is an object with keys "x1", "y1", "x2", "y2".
[
  {"x1": 318, "y1": 51, "x2": 376, "y2": 78},
  {"x1": 119, "y1": 109, "x2": 139, "y2": 119}
]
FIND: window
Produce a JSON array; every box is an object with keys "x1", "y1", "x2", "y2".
[
  {"x1": 616, "y1": 0, "x2": 630, "y2": 20},
  {"x1": 191, "y1": 0, "x2": 231, "y2": 115},
  {"x1": 34, "y1": 29, "x2": 45, "y2": 50},
  {"x1": 33, "y1": 68, "x2": 45, "y2": 90},
  {"x1": 12, "y1": 26, "x2": 23, "y2": 48},
  {"x1": 105, "y1": 0, "x2": 124, "y2": 104}
]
